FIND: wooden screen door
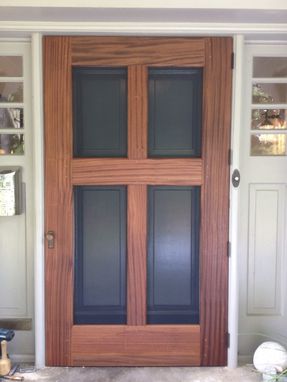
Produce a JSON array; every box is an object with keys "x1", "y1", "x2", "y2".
[{"x1": 44, "y1": 36, "x2": 232, "y2": 367}]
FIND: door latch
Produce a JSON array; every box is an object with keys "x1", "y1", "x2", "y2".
[
  {"x1": 232, "y1": 169, "x2": 240, "y2": 188},
  {"x1": 45, "y1": 231, "x2": 55, "y2": 249}
]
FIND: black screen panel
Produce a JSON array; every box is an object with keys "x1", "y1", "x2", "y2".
[
  {"x1": 148, "y1": 68, "x2": 202, "y2": 158},
  {"x1": 148, "y1": 186, "x2": 200, "y2": 324},
  {"x1": 74, "y1": 186, "x2": 127, "y2": 324},
  {"x1": 73, "y1": 67, "x2": 127, "y2": 158}
]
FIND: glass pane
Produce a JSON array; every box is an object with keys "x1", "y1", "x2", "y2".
[
  {"x1": 148, "y1": 68, "x2": 202, "y2": 158},
  {"x1": 0, "y1": 133, "x2": 24, "y2": 155},
  {"x1": 251, "y1": 134, "x2": 286, "y2": 156},
  {"x1": 0, "y1": 56, "x2": 23, "y2": 77},
  {"x1": 147, "y1": 186, "x2": 200, "y2": 324},
  {"x1": 0, "y1": 83, "x2": 23, "y2": 103},
  {"x1": 252, "y1": 83, "x2": 287, "y2": 104},
  {"x1": 0, "y1": 108, "x2": 23, "y2": 129},
  {"x1": 74, "y1": 186, "x2": 127, "y2": 324},
  {"x1": 251, "y1": 109, "x2": 287, "y2": 130},
  {"x1": 73, "y1": 67, "x2": 127, "y2": 158},
  {"x1": 253, "y1": 58, "x2": 287, "y2": 78}
]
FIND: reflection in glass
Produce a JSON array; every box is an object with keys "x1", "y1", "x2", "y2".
[
  {"x1": 251, "y1": 109, "x2": 287, "y2": 130},
  {"x1": 0, "y1": 83, "x2": 23, "y2": 103},
  {"x1": 251, "y1": 134, "x2": 286, "y2": 156},
  {"x1": 253, "y1": 58, "x2": 287, "y2": 78},
  {"x1": 0, "y1": 56, "x2": 23, "y2": 77},
  {"x1": 0, "y1": 108, "x2": 23, "y2": 129},
  {"x1": 252, "y1": 83, "x2": 287, "y2": 104},
  {"x1": 0, "y1": 133, "x2": 24, "y2": 155}
]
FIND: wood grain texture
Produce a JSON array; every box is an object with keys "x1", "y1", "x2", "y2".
[
  {"x1": 44, "y1": 36, "x2": 73, "y2": 366},
  {"x1": 71, "y1": 37, "x2": 205, "y2": 66},
  {"x1": 200, "y1": 37, "x2": 233, "y2": 366},
  {"x1": 72, "y1": 158, "x2": 202, "y2": 185},
  {"x1": 128, "y1": 66, "x2": 148, "y2": 159},
  {"x1": 127, "y1": 185, "x2": 147, "y2": 325},
  {"x1": 71, "y1": 325, "x2": 200, "y2": 366}
]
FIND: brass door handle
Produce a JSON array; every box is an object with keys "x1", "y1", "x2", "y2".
[{"x1": 45, "y1": 231, "x2": 55, "y2": 249}]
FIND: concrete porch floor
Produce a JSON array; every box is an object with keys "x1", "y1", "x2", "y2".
[{"x1": 15, "y1": 365, "x2": 261, "y2": 382}]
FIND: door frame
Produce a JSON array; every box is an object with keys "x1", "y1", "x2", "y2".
[{"x1": 42, "y1": 35, "x2": 232, "y2": 367}]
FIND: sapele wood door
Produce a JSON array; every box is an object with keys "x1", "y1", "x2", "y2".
[{"x1": 44, "y1": 36, "x2": 232, "y2": 366}]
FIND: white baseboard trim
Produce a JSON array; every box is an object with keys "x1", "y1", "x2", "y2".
[
  {"x1": 9, "y1": 354, "x2": 35, "y2": 363},
  {"x1": 238, "y1": 355, "x2": 253, "y2": 366}
]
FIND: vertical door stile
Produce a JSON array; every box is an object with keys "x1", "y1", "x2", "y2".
[
  {"x1": 44, "y1": 36, "x2": 73, "y2": 366},
  {"x1": 200, "y1": 37, "x2": 232, "y2": 366},
  {"x1": 127, "y1": 64, "x2": 148, "y2": 325}
]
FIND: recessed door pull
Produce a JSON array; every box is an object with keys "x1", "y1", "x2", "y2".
[
  {"x1": 232, "y1": 169, "x2": 240, "y2": 188},
  {"x1": 45, "y1": 231, "x2": 55, "y2": 249}
]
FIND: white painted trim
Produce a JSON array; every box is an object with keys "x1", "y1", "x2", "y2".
[
  {"x1": 246, "y1": 43, "x2": 287, "y2": 56},
  {"x1": 0, "y1": 38, "x2": 30, "y2": 42},
  {"x1": 238, "y1": 355, "x2": 253, "y2": 365},
  {"x1": 252, "y1": 78, "x2": 287, "y2": 84},
  {"x1": 32, "y1": 32, "x2": 45, "y2": 369},
  {"x1": 10, "y1": 354, "x2": 35, "y2": 363},
  {"x1": 246, "y1": 40, "x2": 287, "y2": 45},
  {"x1": 0, "y1": 21, "x2": 287, "y2": 35},
  {"x1": 1, "y1": 0, "x2": 287, "y2": 10},
  {"x1": 227, "y1": 35, "x2": 244, "y2": 368}
]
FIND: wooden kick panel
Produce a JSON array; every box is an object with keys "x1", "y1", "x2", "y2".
[{"x1": 71, "y1": 325, "x2": 200, "y2": 366}]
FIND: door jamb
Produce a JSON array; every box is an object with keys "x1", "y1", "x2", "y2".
[
  {"x1": 32, "y1": 32, "x2": 46, "y2": 368},
  {"x1": 227, "y1": 35, "x2": 244, "y2": 368}
]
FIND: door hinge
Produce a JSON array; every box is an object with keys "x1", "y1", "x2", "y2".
[
  {"x1": 231, "y1": 52, "x2": 235, "y2": 69},
  {"x1": 227, "y1": 241, "x2": 231, "y2": 258},
  {"x1": 228, "y1": 148, "x2": 232, "y2": 166},
  {"x1": 226, "y1": 332, "x2": 230, "y2": 348}
]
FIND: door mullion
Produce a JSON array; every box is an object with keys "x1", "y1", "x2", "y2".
[
  {"x1": 128, "y1": 65, "x2": 148, "y2": 159},
  {"x1": 127, "y1": 184, "x2": 147, "y2": 325}
]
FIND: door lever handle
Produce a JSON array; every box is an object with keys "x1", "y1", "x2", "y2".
[{"x1": 45, "y1": 231, "x2": 55, "y2": 249}]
